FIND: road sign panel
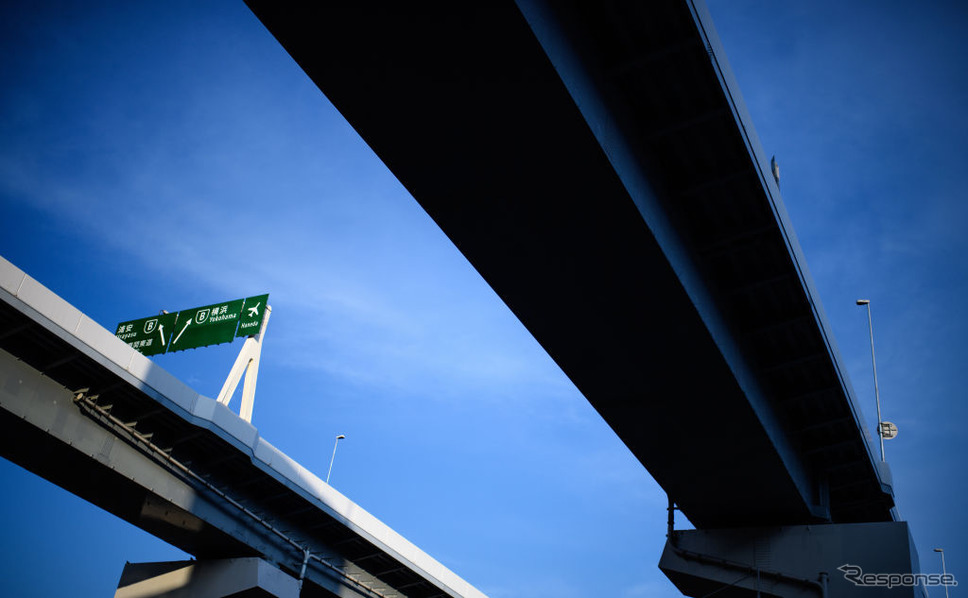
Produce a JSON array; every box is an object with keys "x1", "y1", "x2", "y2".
[
  {"x1": 236, "y1": 294, "x2": 269, "y2": 337},
  {"x1": 116, "y1": 294, "x2": 269, "y2": 355},
  {"x1": 115, "y1": 312, "x2": 178, "y2": 356},
  {"x1": 168, "y1": 298, "x2": 245, "y2": 353}
]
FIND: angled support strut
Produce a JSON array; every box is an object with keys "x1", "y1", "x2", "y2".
[{"x1": 217, "y1": 304, "x2": 271, "y2": 422}]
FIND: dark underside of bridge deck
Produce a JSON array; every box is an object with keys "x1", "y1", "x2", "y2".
[{"x1": 245, "y1": 0, "x2": 893, "y2": 529}]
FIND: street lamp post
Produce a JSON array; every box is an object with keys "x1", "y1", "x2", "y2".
[
  {"x1": 856, "y1": 299, "x2": 886, "y2": 461},
  {"x1": 934, "y1": 548, "x2": 950, "y2": 598},
  {"x1": 326, "y1": 434, "x2": 345, "y2": 484}
]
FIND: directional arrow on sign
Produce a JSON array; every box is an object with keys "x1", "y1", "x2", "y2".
[{"x1": 173, "y1": 320, "x2": 191, "y2": 345}]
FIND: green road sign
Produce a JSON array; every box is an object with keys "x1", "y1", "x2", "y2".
[
  {"x1": 168, "y1": 298, "x2": 245, "y2": 353},
  {"x1": 115, "y1": 312, "x2": 177, "y2": 356},
  {"x1": 117, "y1": 293, "x2": 269, "y2": 355},
  {"x1": 236, "y1": 294, "x2": 269, "y2": 337}
]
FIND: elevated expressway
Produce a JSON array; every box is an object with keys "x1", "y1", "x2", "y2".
[
  {"x1": 245, "y1": 1, "x2": 922, "y2": 595},
  {"x1": 245, "y1": 0, "x2": 891, "y2": 528},
  {"x1": 0, "y1": 255, "x2": 486, "y2": 598}
]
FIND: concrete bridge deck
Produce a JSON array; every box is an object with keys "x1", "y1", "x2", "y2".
[
  {"x1": 245, "y1": 0, "x2": 894, "y2": 529},
  {"x1": 0, "y1": 255, "x2": 486, "y2": 598}
]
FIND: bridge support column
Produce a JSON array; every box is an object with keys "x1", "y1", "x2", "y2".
[
  {"x1": 660, "y1": 521, "x2": 927, "y2": 597},
  {"x1": 114, "y1": 557, "x2": 301, "y2": 598}
]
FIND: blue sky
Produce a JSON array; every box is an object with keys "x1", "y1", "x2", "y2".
[{"x1": 0, "y1": 1, "x2": 964, "y2": 597}]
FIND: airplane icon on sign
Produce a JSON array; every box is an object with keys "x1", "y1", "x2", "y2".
[{"x1": 246, "y1": 302, "x2": 261, "y2": 317}]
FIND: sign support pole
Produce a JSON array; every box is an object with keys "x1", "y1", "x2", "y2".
[{"x1": 217, "y1": 305, "x2": 271, "y2": 423}]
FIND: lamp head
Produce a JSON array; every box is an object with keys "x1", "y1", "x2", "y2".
[
  {"x1": 934, "y1": 548, "x2": 944, "y2": 553},
  {"x1": 856, "y1": 299, "x2": 870, "y2": 305},
  {"x1": 337, "y1": 434, "x2": 345, "y2": 440}
]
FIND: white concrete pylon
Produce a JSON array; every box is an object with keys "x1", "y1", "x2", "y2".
[{"x1": 217, "y1": 304, "x2": 271, "y2": 423}]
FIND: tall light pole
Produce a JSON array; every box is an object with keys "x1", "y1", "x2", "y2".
[
  {"x1": 326, "y1": 434, "x2": 345, "y2": 484},
  {"x1": 934, "y1": 548, "x2": 950, "y2": 598},
  {"x1": 856, "y1": 300, "x2": 886, "y2": 461}
]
